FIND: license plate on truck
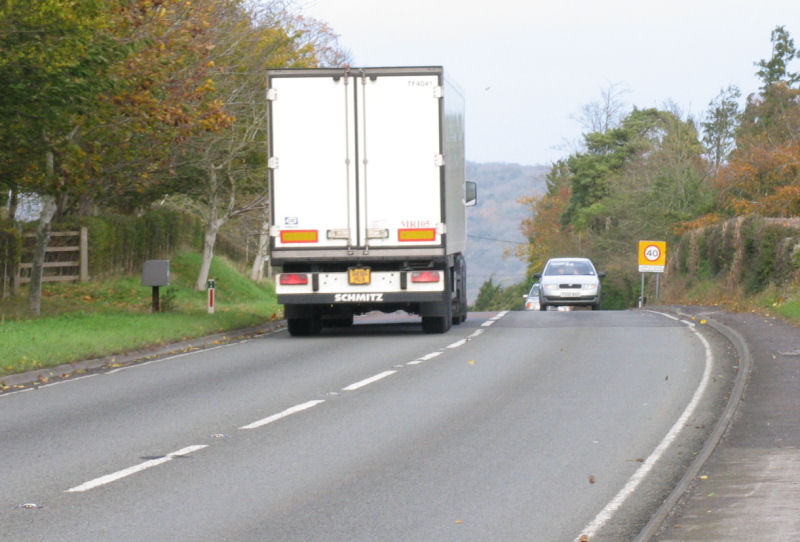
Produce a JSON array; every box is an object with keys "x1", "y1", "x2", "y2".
[{"x1": 348, "y1": 267, "x2": 371, "y2": 285}]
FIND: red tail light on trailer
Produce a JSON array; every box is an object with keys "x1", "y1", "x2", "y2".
[
  {"x1": 279, "y1": 273, "x2": 309, "y2": 285},
  {"x1": 410, "y1": 271, "x2": 440, "y2": 283}
]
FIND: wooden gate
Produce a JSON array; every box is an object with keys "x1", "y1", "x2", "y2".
[{"x1": 15, "y1": 226, "x2": 89, "y2": 288}]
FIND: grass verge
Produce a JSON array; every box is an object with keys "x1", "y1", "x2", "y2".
[{"x1": 0, "y1": 253, "x2": 280, "y2": 377}]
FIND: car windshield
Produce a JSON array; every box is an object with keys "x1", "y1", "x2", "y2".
[
  {"x1": 544, "y1": 261, "x2": 595, "y2": 276},
  {"x1": 528, "y1": 284, "x2": 539, "y2": 296}
]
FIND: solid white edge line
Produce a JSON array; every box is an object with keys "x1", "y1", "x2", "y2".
[
  {"x1": 575, "y1": 312, "x2": 714, "y2": 540},
  {"x1": 66, "y1": 445, "x2": 208, "y2": 493},
  {"x1": 239, "y1": 399, "x2": 325, "y2": 430},
  {"x1": 106, "y1": 344, "x2": 230, "y2": 375},
  {"x1": 342, "y1": 370, "x2": 397, "y2": 392},
  {"x1": 481, "y1": 320, "x2": 495, "y2": 327}
]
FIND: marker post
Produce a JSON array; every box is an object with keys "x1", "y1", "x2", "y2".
[{"x1": 207, "y1": 279, "x2": 216, "y2": 314}]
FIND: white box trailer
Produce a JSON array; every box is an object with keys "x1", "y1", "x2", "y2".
[{"x1": 267, "y1": 67, "x2": 476, "y2": 335}]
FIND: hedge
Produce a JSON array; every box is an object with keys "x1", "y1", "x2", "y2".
[
  {"x1": 52, "y1": 208, "x2": 247, "y2": 278},
  {"x1": 669, "y1": 215, "x2": 800, "y2": 294}
]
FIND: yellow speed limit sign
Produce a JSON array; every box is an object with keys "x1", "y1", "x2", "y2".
[{"x1": 638, "y1": 240, "x2": 666, "y2": 272}]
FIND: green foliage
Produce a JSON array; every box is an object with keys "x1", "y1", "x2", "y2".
[
  {"x1": 702, "y1": 86, "x2": 741, "y2": 171},
  {"x1": 755, "y1": 25, "x2": 800, "y2": 88},
  {"x1": 471, "y1": 277, "x2": 526, "y2": 311},
  {"x1": 598, "y1": 271, "x2": 638, "y2": 309}
]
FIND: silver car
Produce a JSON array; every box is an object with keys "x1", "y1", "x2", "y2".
[
  {"x1": 523, "y1": 283, "x2": 541, "y2": 311},
  {"x1": 534, "y1": 258, "x2": 606, "y2": 310}
]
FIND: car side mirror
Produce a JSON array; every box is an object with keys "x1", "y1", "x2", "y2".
[
  {"x1": 598, "y1": 272, "x2": 607, "y2": 278},
  {"x1": 533, "y1": 273, "x2": 542, "y2": 279}
]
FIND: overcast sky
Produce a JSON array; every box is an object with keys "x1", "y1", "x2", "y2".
[{"x1": 298, "y1": 0, "x2": 798, "y2": 166}]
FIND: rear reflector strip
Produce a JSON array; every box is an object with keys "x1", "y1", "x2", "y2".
[
  {"x1": 398, "y1": 228, "x2": 436, "y2": 242},
  {"x1": 410, "y1": 270, "x2": 440, "y2": 283},
  {"x1": 280, "y1": 230, "x2": 318, "y2": 243},
  {"x1": 279, "y1": 273, "x2": 309, "y2": 285}
]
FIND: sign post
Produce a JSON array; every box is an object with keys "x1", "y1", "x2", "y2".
[
  {"x1": 142, "y1": 260, "x2": 170, "y2": 313},
  {"x1": 638, "y1": 241, "x2": 666, "y2": 307}
]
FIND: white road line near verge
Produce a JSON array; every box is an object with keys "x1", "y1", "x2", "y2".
[
  {"x1": 106, "y1": 344, "x2": 230, "y2": 375},
  {"x1": 575, "y1": 311, "x2": 714, "y2": 541},
  {"x1": 240, "y1": 400, "x2": 325, "y2": 430},
  {"x1": 66, "y1": 445, "x2": 208, "y2": 493}
]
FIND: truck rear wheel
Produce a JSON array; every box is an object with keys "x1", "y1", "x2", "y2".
[
  {"x1": 422, "y1": 293, "x2": 452, "y2": 334},
  {"x1": 422, "y1": 315, "x2": 450, "y2": 333}
]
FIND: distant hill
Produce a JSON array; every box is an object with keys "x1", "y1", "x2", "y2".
[{"x1": 465, "y1": 162, "x2": 549, "y2": 303}]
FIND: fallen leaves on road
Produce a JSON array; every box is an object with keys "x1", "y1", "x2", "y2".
[{"x1": 589, "y1": 475, "x2": 596, "y2": 484}]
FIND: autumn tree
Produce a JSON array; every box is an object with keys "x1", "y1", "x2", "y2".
[
  {"x1": 715, "y1": 26, "x2": 800, "y2": 217},
  {"x1": 167, "y1": 1, "x2": 349, "y2": 289},
  {"x1": 517, "y1": 160, "x2": 579, "y2": 279},
  {"x1": 0, "y1": 0, "x2": 124, "y2": 313}
]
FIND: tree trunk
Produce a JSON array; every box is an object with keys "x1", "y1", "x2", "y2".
[
  {"x1": 28, "y1": 194, "x2": 57, "y2": 315},
  {"x1": 8, "y1": 186, "x2": 18, "y2": 222},
  {"x1": 250, "y1": 204, "x2": 270, "y2": 282},
  {"x1": 195, "y1": 174, "x2": 227, "y2": 291},
  {"x1": 195, "y1": 220, "x2": 222, "y2": 291}
]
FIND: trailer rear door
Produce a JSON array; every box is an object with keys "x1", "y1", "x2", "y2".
[
  {"x1": 356, "y1": 73, "x2": 443, "y2": 248},
  {"x1": 270, "y1": 76, "x2": 357, "y2": 249}
]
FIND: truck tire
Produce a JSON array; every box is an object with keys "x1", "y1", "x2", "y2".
[
  {"x1": 422, "y1": 292, "x2": 452, "y2": 334},
  {"x1": 422, "y1": 314, "x2": 451, "y2": 333}
]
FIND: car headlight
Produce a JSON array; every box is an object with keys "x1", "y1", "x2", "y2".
[
  {"x1": 584, "y1": 283, "x2": 598, "y2": 292},
  {"x1": 543, "y1": 284, "x2": 559, "y2": 293}
]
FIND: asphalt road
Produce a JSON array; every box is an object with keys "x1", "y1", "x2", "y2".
[{"x1": 1, "y1": 309, "x2": 736, "y2": 541}]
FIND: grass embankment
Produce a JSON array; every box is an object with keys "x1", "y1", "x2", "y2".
[{"x1": 0, "y1": 253, "x2": 280, "y2": 377}]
